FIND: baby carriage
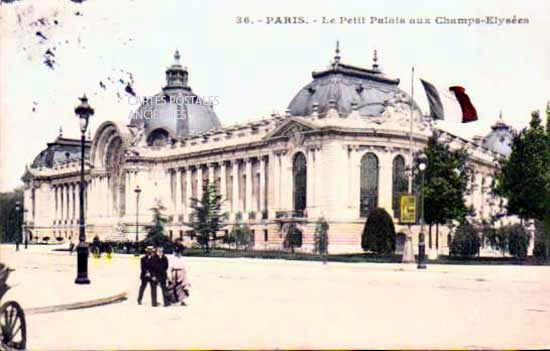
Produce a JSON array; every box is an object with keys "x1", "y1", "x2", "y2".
[{"x1": 165, "y1": 269, "x2": 189, "y2": 304}]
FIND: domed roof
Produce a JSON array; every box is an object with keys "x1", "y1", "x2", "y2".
[
  {"x1": 130, "y1": 51, "x2": 221, "y2": 146},
  {"x1": 288, "y1": 44, "x2": 410, "y2": 118},
  {"x1": 483, "y1": 112, "x2": 514, "y2": 156},
  {"x1": 32, "y1": 131, "x2": 91, "y2": 168}
]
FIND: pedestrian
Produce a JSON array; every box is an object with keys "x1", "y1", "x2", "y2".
[
  {"x1": 155, "y1": 247, "x2": 170, "y2": 307},
  {"x1": 167, "y1": 239, "x2": 190, "y2": 306},
  {"x1": 137, "y1": 246, "x2": 159, "y2": 307},
  {"x1": 69, "y1": 236, "x2": 75, "y2": 255}
]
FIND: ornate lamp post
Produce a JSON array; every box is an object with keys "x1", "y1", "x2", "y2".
[
  {"x1": 14, "y1": 201, "x2": 21, "y2": 251},
  {"x1": 75, "y1": 95, "x2": 94, "y2": 284},
  {"x1": 417, "y1": 153, "x2": 427, "y2": 269},
  {"x1": 134, "y1": 185, "x2": 141, "y2": 256}
]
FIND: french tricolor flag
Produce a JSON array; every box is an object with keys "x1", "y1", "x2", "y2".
[{"x1": 420, "y1": 79, "x2": 478, "y2": 123}]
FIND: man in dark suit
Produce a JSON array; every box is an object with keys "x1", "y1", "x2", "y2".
[
  {"x1": 137, "y1": 246, "x2": 159, "y2": 306},
  {"x1": 154, "y1": 247, "x2": 170, "y2": 306}
]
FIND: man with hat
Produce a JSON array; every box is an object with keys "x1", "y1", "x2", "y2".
[{"x1": 137, "y1": 245, "x2": 159, "y2": 306}]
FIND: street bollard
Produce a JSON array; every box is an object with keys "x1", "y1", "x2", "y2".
[{"x1": 417, "y1": 232, "x2": 427, "y2": 269}]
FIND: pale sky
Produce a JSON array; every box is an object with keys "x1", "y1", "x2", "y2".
[{"x1": 1, "y1": 0, "x2": 549, "y2": 191}]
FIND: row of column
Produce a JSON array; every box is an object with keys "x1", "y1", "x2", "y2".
[
  {"x1": 165, "y1": 156, "x2": 269, "y2": 221},
  {"x1": 88, "y1": 175, "x2": 119, "y2": 219},
  {"x1": 53, "y1": 182, "x2": 87, "y2": 224}
]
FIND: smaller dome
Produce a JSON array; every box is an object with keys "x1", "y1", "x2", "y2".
[
  {"x1": 32, "y1": 135, "x2": 91, "y2": 168},
  {"x1": 483, "y1": 113, "x2": 514, "y2": 156}
]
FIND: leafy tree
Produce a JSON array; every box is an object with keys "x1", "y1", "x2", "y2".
[
  {"x1": 283, "y1": 222, "x2": 302, "y2": 253},
  {"x1": 449, "y1": 222, "x2": 480, "y2": 257},
  {"x1": 495, "y1": 108, "x2": 550, "y2": 260},
  {"x1": 482, "y1": 223, "x2": 507, "y2": 255},
  {"x1": 231, "y1": 223, "x2": 254, "y2": 250},
  {"x1": 145, "y1": 200, "x2": 171, "y2": 249},
  {"x1": 0, "y1": 187, "x2": 24, "y2": 243},
  {"x1": 189, "y1": 182, "x2": 226, "y2": 252},
  {"x1": 361, "y1": 207, "x2": 396, "y2": 254},
  {"x1": 505, "y1": 224, "x2": 530, "y2": 260},
  {"x1": 415, "y1": 132, "x2": 473, "y2": 248},
  {"x1": 313, "y1": 217, "x2": 329, "y2": 255}
]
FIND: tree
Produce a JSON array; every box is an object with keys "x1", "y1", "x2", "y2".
[
  {"x1": 313, "y1": 217, "x2": 329, "y2": 255},
  {"x1": 495, "y1": 108, "x2": 550, "y2": 260},
  {"x1": 144, "y1": 200, "x2": 171, "y2": 249},
  {"x1": 231, "y1": 223, "x2": 254, "y2": 250},
  {"x1": 283, "y1": 222, "x2": 302, "y2": 253},
  {"x1": 415, "y1": 132, "x2": 473, "y2": 248},
  {"x1": 189, "y1": 182, "x2": 226, "y2": 253},
  {"x1": 449, "y1": 222, "x2": 480, "y2": 258},
  {"x1": 361, "y1": 208, "x2": 396, "y2": 254},
  {"x1": 0, "y1": 187, "x2": 24, "y2": 243}
]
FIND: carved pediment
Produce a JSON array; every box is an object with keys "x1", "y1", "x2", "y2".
[{"x1": 263, "y1": 117, "x2": 319, "y2": 141}]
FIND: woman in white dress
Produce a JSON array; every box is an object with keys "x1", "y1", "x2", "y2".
[{"x1": 167, "y1": 242, "x2": 190, "y2": 305}]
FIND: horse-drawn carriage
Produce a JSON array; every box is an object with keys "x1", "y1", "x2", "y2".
[{"x1": 0, "y1": 263, "x2": 26, "y2": 350}]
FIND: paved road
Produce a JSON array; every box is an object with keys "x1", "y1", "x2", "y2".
[{"x1": 5, "y1": 245, "x2": 550, "y2": 349}]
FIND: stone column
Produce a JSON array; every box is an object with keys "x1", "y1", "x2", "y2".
[
  {"x1": 259, "y1": 156, "x2": 266, "y2": 216},
  {"x1": 175, "y1": 168, "x2": 182, "y2": 219},
  {"x1": 232, "y1": 160, "x2": 239, "y2": 216},
  {"x1": 315, "y1": 148, "x2": 323, "y2": 215},
  {"x1": 219, "y1": 161, "x2": 227, "y2": 212},
  {"x1": 54, "y1": 186, "x2": 59, "y2": 224},
  {"x1": 74, "y1": 183, "x2": 79, "y2": 222},
  {"x1": 66, "y1": 184, "x2": 71, "y2": 222},
  {"x1": 245, "y1": 158, "x2": 253, "y2": 214},
  {"x1": 197, "y1": 165, "x2": 204, "y2": 200},
  {"x1": 185, "y1": 167, "x2": 192, "y2": 220},
  {"x1": 306, "y1": 149, "x2": 314, "y2": 213},
  {"x1": 272, "y1": 153, "x2": 279, "y2": 211},
  {"x1": 378, "y1": 150, "x2": 394, "y2": 215},
  {"x1": 208, "y1": 163, "x2": 215, "y2": 187}
]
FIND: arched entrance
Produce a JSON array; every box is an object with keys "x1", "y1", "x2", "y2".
[{"x1": 293, "y1": 152, "x2": 307, "y2": 216}]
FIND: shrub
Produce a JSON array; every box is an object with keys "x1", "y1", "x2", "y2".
[
  {"x1": 313, "y1": 217, "x2": 329, "y2": 254},
  {"x1": 283, "y1": 223, "x2": 302, "y2": 253},
  {"x1": 42, "y1": 236, "x2": 50, "y2": 242},
  {"x1": 449, "y1": 223, "x2": 480, "y2": 257},
  {"x1": 361, "y1": 208, "x2": 396, "y2": 254},
  {"x1": 533, "y1": 240, "x2": 548, "y2": 262},
  {"x1": 503, "y1": 224, "x2": 530, "y2": 260},
  {"x1": 482, "y1": 224, "x2": 507, "y2": 254},
  {"x1": 56, "y1": 237, "x2": 63, "y2": 242}
]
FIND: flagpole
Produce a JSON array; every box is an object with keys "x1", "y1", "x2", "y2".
[
  {"x1": 402, "y1": 66, "x2": 416, "y2": 264},
  {"x1": 408, "y1": 66, "x2": 414, "y2": 193}
]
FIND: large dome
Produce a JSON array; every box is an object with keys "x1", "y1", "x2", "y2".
[
  {"x1": 130, "y1": 51, "x2": 221, "y2": 146},
  {"x1": 288, "y1": 46, "x2": 412, "y2": 118}
]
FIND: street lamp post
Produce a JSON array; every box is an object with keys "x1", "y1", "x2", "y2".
[
  {"x1": 75, "y1": 95, "x2": 94, "y2": 284},
  {"x1": 417, "y1": 155, "x2": 427, "y2": 269},
  {"x1": 14, "y1": 201, "x2": 21, "y2": 251},
  {"x1": 134, "y1": 185, "x2": 141, "y2": 256}
]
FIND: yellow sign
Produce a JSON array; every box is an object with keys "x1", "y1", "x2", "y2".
[{"x1": 400, "y1": 195, "x2": 417, "y2": 224}]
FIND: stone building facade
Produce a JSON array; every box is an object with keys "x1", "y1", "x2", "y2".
[{"x1": 21, "y1": 48, "x2": 516, "y2": 254}]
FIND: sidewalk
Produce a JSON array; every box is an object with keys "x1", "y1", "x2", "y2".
[{"x1": 1, "y1": 244, "x2": 128, "y2": 312}]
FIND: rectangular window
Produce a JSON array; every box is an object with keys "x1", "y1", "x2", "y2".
[
  {"x1": 264, "y1": 229, "x2": 268, "y2": 242},
  {"x1": 179, "y1": 230, "x2": 183, "y2": 239}
]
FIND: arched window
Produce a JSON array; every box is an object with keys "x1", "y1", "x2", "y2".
[
  {"x1": 293, "y1": 152, "x2": 307, "y2": 216},
  {"x1": 360, "y1": 153, "x2": 379, "y2": 217},
  {"x1": 147, "y1": 128, "x2": 170, "y2": 147},
  {"x1": 392, "y1": 155, "x2": 407, "y2": 218}
]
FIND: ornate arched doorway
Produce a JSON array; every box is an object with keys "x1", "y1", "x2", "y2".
[
  {"x1": 293, "y1": 152, "x2": 307, "y2": 216},
  {"x1": 104, "y1": 136, "x2": 126, "y2": 217}
]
